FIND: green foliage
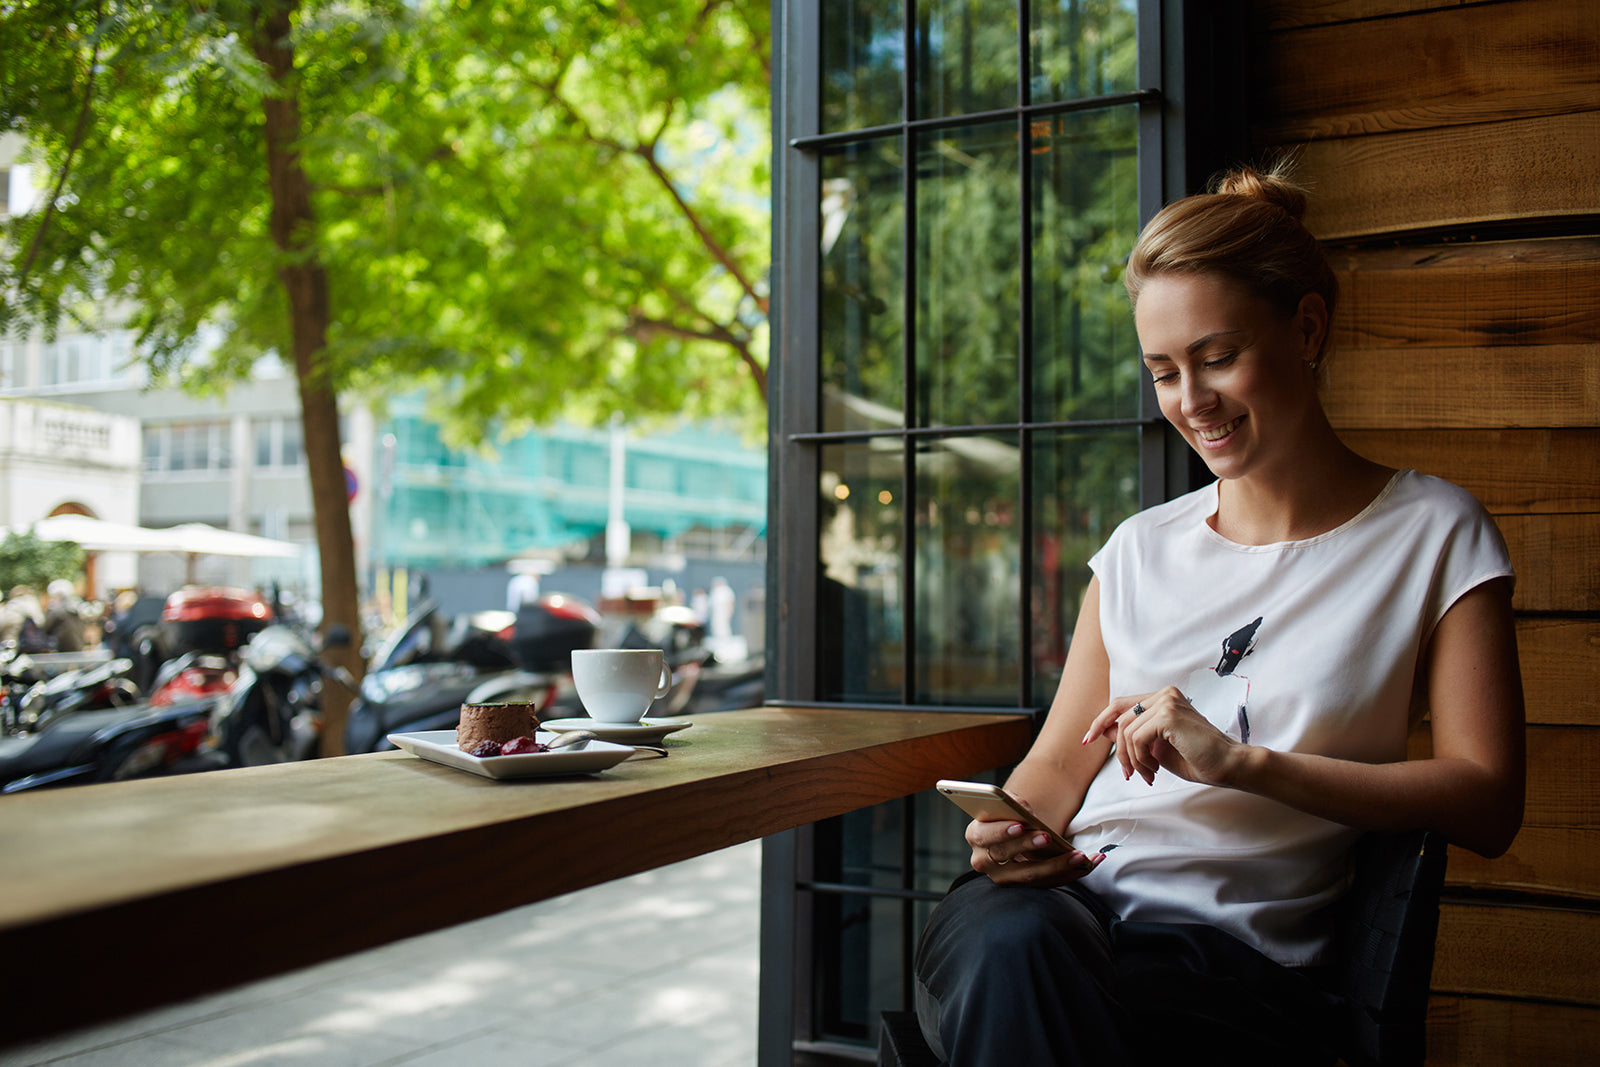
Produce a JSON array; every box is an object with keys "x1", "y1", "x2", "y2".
[
  {"x1": 0, "y1": 530, "x2": 85, "y2": 594},
  {"x1": 0, "y1": 0, "x2": 772, "y2": 438}
]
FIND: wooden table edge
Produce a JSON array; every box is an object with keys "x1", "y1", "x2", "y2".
[{"x1": 0, "y1": 707, "x2": 1033, "y2": 1046}]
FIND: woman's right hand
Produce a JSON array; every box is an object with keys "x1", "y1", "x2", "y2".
[{"x1": 965, "y1": 815, "x2": 1107, "y2": 887}]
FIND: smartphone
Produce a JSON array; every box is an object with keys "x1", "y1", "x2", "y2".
[{"x1": 935, "y1": 779, "x2": 1074, "y2": 852}]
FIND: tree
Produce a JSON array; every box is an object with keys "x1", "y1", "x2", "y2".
[
  {"x1": 1, "y1": 0, "x2": 771, "y2": 753},
  {"x1": 0, "y1": 530, "x2": 85, "y2": 594}
]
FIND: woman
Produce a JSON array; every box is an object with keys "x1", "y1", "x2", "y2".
[{"x1": 913, "y1": 164, "x2": 1525, "y2": 1064}]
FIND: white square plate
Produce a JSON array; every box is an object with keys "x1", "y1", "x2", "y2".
[{"x1": 387, "y1": 730, "x2": 635, "y2": 780}]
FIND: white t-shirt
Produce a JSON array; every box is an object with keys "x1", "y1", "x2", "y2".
[{"x1": 1065, "y1": 469, "x2": 1513, "y2": 966}]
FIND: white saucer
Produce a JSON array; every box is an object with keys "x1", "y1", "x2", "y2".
[
  {"x1": 386, "y1": 731, "x2": 634, "y2": 780},
  {"x1": 538, "y1": 717, "x2": 692, "y2": 744}
]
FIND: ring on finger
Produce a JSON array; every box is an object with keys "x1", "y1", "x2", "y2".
[
  {"x1": 1130, "y1": 702, "x2": 1145, "y2": 716},
  {"x1": 988, "y1": 848, "x2": 1010, "y2": 867}
]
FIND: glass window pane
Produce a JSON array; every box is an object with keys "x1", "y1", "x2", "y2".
[
  {"x1": 827, "y1": 804, "x2": 907, "y2": 891},
  {"x1": 186, "y1": 425, "x2": 209, "y2": 471},
  {"x1": 914, "y1": 0, "x2": 1018, "y2": 119},
  {"x1": 913, "y1": 432, "x2": 1020, "y2": 705},
  {"x1": 914, "y1": 121, "x2": 1019, "y2": 428},
  {"x1": 1029, "y1": 0, "x2": 1140, "y2": 104},
  {"x1": 822, "y1": 0, "x2": 905, "y2": 132},
  {"x1": 821, "y1": 142, "x2": 905, "y2": 432},
  {"x1": 819, "y1": 443, "x2": 904, "y2": 702},
  {"x1": 815, "y1": 890, "x2": 904, "y2": 1042},
  {"x1": 281, "y1": 418, "x2": 303, "y2": 467},
  {"x1": 166, "y1": 425, "x2": 188, "y2": 472},
  {"x1": 142, "y1": 427, "x2": 163, "y2": 472},
  {"x1": 212, "y1": 423, "x2": 232, "y2": 471},
  {"x1": 813, "y1": 807, "x2": 909, "y2": 1040},
  {"x1": 1030, "y1": 427, "x2": 1140, "y2": 701},
  {"x1": 1030, "y1": 104, "x2": 1141, "y2": 421},
  {"x1": 255, "y1": 420, "x2": 273, "y2": 467}
]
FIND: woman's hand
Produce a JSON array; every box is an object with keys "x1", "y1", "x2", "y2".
[
  {"x1": 965, "y1": 811, "x2": 1107, "y2": 887},
  {"x1": 1081, "y1": 686, "x2": 1248, "y2": 788}
]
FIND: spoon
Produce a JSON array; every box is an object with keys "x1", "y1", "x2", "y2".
[
  {"x1": 546, "y1": 729, "x2": 599, "y2": 750},
  {"x1": 546, "y1": 728, "x2": 668, "y2": 759}
]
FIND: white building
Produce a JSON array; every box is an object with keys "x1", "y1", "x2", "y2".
[{"x1": 0, "y1": 398, "x2": 143, "y2": 595}]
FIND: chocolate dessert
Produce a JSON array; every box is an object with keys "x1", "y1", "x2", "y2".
[{"x1": 456, "y1": 701, "x2": 539, "y2": 752}]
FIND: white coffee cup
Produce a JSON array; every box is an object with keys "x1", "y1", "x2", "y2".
[{"x1": 571, "y1": 648, "x2": 672, "y2": 723}]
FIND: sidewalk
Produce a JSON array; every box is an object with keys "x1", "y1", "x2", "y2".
[{"x1": 2, "y1": 840, "x2": 762, "y2": 1066}]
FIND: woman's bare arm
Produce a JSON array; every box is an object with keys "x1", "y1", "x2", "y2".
[{"x1": 963, "y1": 578, "x2": 1117, "y2": 882}]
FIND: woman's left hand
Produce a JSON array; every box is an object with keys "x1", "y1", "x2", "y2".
[{"x1": 1081, "y1": 686, "x2": 1246, "y2": 788}]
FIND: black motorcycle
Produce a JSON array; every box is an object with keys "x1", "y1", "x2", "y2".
[
  {"x1": 10, "y1": 655, "x2": 142, "y2": 733},
  {"x1": 343, "y1": 595, "x2": 598, "y2": 753},
  {"x1": 0, "y1": 644, "x2": 227, "y2": 792},
  {"x1": 0, "y1": 698, "x2": 219, "y2": 793},
  {"x1": 206, "y1": 624, "x2": 355, "y2": 766}
]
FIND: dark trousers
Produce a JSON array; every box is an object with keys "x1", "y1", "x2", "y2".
[{"x1": 913, "y1": 871, "x2": 1343, "y2": 1066}]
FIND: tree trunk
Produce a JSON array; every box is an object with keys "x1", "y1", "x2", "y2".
[{"x1": 253, "y1": 0, "x2": 361, "y2": 755}]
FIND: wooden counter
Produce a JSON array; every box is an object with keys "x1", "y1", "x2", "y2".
[{"x1": 0, "y1": 706, "x2": 1031, "y2": 1044}]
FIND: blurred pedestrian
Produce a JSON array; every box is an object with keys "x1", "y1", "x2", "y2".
[
  {"x1": 43, "y1": 579, "x2": 88, "y2": 652},
  {"x1": 0, "y1": 586, "x2": 49, "y2": 651},
  {"x1": 506, "y1": 562, "x2": 541, "y2": 612},
  {"x1": 708, "y1": 577, "x2": 735, "y2": 639}
]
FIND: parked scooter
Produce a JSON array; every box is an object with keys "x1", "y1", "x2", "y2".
[
  {"x1": 0, "y1": 639, "x2": 237, "y2": 791},
  {"x1": 206, "y1": 624, "x2": 355, "y2": 766},
  {"x1": 9, "y1": 655, "x2": 142, "y2": 733},
  {"x1": 0, "y1": 698, "x2": 219, "y2": 793},
  {"x1": 145, "y1": 650, "x2": 239, "y2": 707},
  {"x1": 343, "y1": 595, "x2": 599, "y2": 753},
  {"x1": 614, "y1": 605, "x2": 765, "y2": 716}
]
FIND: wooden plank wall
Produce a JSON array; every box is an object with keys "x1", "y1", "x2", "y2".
[{"x1": 1248, "y1": 0, "x2": 1600, "y2": 1062}]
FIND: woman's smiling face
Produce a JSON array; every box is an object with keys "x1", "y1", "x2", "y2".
[{"x1": 1134, "y1": 272, "x2": 1327, "y2": 483}]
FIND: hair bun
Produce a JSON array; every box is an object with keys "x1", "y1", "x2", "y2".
[{"x1": 1213, "y1": 163, "x2": 1308, "y2": 223}]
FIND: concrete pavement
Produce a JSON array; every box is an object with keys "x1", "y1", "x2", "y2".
[{"x1": 1, "y1": 840, "x2": 762, "y2": 1066}]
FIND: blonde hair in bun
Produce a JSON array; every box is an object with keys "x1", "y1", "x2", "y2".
[
  {"x1": 1211, "y1": 164, "x2": 1308, "y2": 221},
  {"x1": 1124, "y1": 158, "x2": 1337, "y2": 353}
]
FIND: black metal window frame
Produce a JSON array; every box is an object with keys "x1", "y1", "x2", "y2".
[{"x1": 760, "y1": 2, "x2": 1250, "y2": 1061}]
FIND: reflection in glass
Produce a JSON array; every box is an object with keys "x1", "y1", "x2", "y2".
[
  {"x1": 1031, "y1": 105, "x2": 1140, "y2": 422},
  {"x1": 822, "y1": 0, "x2": 905, "y2": 132},
  {"x1": 914, "y1": 0, "x2": 1018, "y2": 119},
  {"x1": 822, "y1": 141, "x2": 905, "y2": 433},
  {"x1": 819, "y1": 444, "x2": 905, "y2": 702},
  {"x1": 914, "y1": 433, "x2": 1021, "y2": 705},
  {"x1": 1028, "y1": 0, "x2": 1139, "y2": 104},
  {"x1": 1031, "y1": 428, "x2": 1140, "y2": 702},
  {"x1": 914, "y1": 122, "x2": 1020, "y2": 429}
]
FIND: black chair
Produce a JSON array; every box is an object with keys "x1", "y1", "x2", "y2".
[
  {"x1": 1328, "y1": 829, "x2": 1449, "y2": 1066},
  {"x1": 878, "y1": 829, "x2": 1448, "y2": 1067}
]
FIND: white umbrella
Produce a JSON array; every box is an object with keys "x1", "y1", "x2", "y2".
[
  {"x1": 7, "y1": 514, "x2": 182, "y2": 553},
  {"x1": 7, "y1": 516, "x2": 299, "y2": 559},
  {"x1": 7, "y1": 516, "x2": 302, "y2": 585},
  {"x1": 166, "y1": 523, "x2": 300, "y2": 559}
]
